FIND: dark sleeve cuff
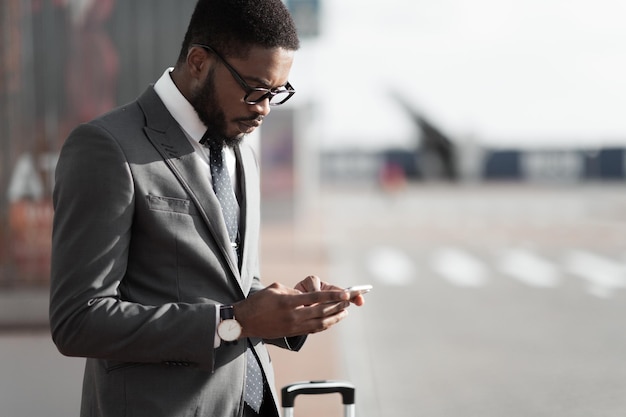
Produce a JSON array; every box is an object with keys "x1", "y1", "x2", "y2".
[{"x1": 264, "y1": 335, "x2": 307, "y2": 351}]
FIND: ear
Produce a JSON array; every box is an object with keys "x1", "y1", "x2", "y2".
[{"x1": 187, "y1": 46, "x2": 210, "y2": 80}]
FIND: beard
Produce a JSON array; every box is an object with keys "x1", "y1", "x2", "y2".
[{"x1": 189, "y1": 68, "x2": 244, "y2": 148}]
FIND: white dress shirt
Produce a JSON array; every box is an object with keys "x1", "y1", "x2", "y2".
[{"x1": 153, "y1": 68, "x2": 238, "y2": 188}]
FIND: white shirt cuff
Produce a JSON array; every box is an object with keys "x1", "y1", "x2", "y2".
[{"x1": 214, "y1": 304, "x2": 221, "y2": 348}]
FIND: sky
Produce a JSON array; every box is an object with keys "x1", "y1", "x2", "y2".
[{"x1": 288, "y1": 0, "x2": 626, "y2": 150}]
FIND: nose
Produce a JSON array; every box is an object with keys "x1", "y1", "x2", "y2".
[{"x1": 249, "y1": 98, "x2": 271, "y2": 117}]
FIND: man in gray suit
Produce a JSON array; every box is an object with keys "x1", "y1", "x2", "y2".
[{"x1": 49, "y1": 1, "x2": 364, "y2": 416}]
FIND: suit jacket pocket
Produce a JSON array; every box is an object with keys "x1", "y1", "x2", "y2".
[{"x1": 146, "y1": 194, "x2": 198, "y2": 216}]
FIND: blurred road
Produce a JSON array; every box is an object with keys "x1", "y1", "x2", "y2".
[
  {"x1": 323, "y1": 183, "x2": 626, "y2": 417},
  {"x1": 2, "y1": 183, "x2": 626, "y2": 417}
]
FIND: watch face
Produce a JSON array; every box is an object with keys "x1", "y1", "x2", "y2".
[{"x1": 218, "y1": 319, "x2": 242, "y2": 342}]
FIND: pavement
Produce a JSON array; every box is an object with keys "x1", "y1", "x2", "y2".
[
  {"x1": 319, "y1": 182, "x2": 626, "y2": 417},
  {"x1": 3, "y1": 182, "x2": 626, "y2": 417}
]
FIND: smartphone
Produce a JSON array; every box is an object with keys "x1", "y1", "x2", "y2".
[{"x1": 346, "y1": 285, "x2": 373, "y2": 297}]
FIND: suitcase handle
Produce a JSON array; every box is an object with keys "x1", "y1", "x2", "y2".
[{"x1": 281, "y1": 380, "x2": 355, "y2": 407}]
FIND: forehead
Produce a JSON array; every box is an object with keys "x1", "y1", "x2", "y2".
[{"x1": 228, "y1": 46, "x2": 295, "y2": 87}]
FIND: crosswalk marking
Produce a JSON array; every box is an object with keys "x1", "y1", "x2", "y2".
[
  {"x1": 362, "y1": 246, "x2": 626, "y2": 298},
  {"x1": 431, "y1": 247, "x2": 488, "y2": 287},
  {"x1": 563, "y1": 250, "x2": 626, "y2": 298},
  {"x1": 496, "y1": 248, "x2": 560, "y2": 288},
  {"x1": 365, "y1": 246, "x2": 415, "y2": 286}
]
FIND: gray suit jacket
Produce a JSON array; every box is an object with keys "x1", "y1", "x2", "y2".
[{"x1": 50, "y1": 87, "x2": 304, "y2": 417}]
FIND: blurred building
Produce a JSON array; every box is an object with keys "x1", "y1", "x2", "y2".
[
  {"x1": 1, "y1": 0, "x2": 625, "y2": 290},
  {"x1": 0, "y1": 0, "x2": 196, "y2": 287}
]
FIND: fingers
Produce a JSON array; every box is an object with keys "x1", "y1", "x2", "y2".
[
  {"x1": 350, "y1": 294, "x2": 366, "y2": 307},
  {"x1": 307, "y1": 275, "x2": 322, "y2": 291},
  {"x1": 290, "y1": 301, "x2": 350, "y2": 335},
  {"x1": 303, "y1": 299, "x2": 350, "y2": 318},
  {"x1": 295, "y1": 275, "x2": 322, "y2": 293},
  {"x1": 288, "y1": 289, "x2": 349, "y2": 308},
  {"x1": 308, "y1": 308, "x2": 350, "y2": 334},
  {"x1": 237, "y1": 282, "x2": 355, "y2": 339},
  {"x1": 318, "y1": 282, "x2": 344, "y2": 292}
]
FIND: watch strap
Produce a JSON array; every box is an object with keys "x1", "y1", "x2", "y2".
[{"x1": 220, "y1": 305, "x2": 234, "y2": 320}]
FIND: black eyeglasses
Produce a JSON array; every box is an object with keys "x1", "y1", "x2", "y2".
[{"x1": 192, "y1": 44, "x2": 295, "y2": 106}]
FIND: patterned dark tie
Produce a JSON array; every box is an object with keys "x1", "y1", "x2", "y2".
[
  {"x1": 206, "y1": 139, "x2": 239, "y2": 247},
  {"x1": 245, "y1": 346, "x2": 265, "y2": 412},
  {"x1": 203, "y1": 135, "x2": 264, "y2": 412}
]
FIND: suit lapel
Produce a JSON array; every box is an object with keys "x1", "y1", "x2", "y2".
[
  {"x1": 235, "y1": 144, "x2": 261, "y2": 292},
  {"x1": 137, "y1": 87, "x2": 243, "y2": 290}
]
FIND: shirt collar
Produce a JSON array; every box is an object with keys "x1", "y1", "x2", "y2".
[{"x1": 153, "y1": 68, "x2": 206, "y2": 143}]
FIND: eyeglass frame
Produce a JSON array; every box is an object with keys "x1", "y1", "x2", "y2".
[{"x1": 192, "y1": 44, "x2": 296, "y2": 106}]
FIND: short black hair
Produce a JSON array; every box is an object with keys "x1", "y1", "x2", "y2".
[{"x1": 177, "y1": 0, "x2": 300, "y2": 63}]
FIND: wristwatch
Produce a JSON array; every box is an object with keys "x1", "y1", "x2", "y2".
[{"x1": 217, "y1": 305, "x2": 242, "y2": 343}]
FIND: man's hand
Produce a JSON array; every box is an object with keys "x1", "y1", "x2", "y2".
[
  {"x1": 233, "y1": 280, "x2": 352, "y2": 340},
  {"x1": 295, "y1": 275, "x2": 366, "y2": 307}
]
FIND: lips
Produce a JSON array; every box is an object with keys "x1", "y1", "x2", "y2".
[
  {"x1": 238, "y1": 118, "x2": 262, "y2": 134},
  {"x1": 242, "y1": 120, "x2": 261, "y2": 128}
]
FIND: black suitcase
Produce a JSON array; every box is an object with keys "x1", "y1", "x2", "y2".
[{"x1": 281, "y1": 380, "x2": 356, "y2": 417}]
